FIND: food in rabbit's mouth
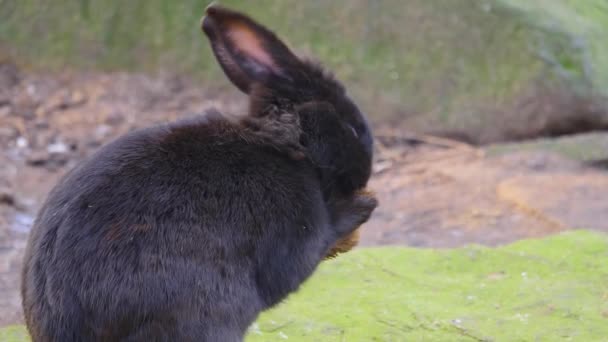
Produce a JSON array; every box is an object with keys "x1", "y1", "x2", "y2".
[
  {"x1": 325, "y1": 228, "x2": 360, "y2": 260},
  {"x1": 324, "y1": 189, "x2": 375, "y2": 260}
]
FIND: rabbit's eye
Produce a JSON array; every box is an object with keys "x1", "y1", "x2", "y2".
[{"x1": 348, "y1": 125, "x2": 358, "y2": 138}]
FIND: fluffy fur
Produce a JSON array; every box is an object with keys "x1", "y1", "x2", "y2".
[{"x1": 21, "y1": 5, "x2": 377, "y2": 342}]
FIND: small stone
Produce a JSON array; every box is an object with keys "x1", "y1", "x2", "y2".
[
  {"x1": 15, "y1": 136, "x2": 28, "y2": 148},
  {"x1": 0, "y1": 188, "x2": 15, "y2": 206},
  {"x1": 34, "y1": 106, "x2": 47, "y2": 118},
  {"x1": 26, "y1": 149, "x2": 70, "y2": 169},
  {"x1": 70, "y1": 91, "x2": 86, "y2": 105},
  {"x1": 11, "y1": 212, "x2": 35, "y2": 233},
  {"x1": 26, "y1": 84, "x2": 36, "y2": 96},
  {"x1": 40, "y1": 89, "x2": 87, "y2": 115},
  {"x1": 95, "y1": 124, "x2": 113, "y2": 139},
  {"x1": 25, "y1": 150, "x2": 49, "y2": 166},
  {"x1": 0, "y1": 62, "x2": 20, "y2": 89},
  {"x1": 33, "y1": 119, "x2": 50, "y2": 129},
  {"x1": 0, "y1": 105, "x2": 11, "y2": 117},
  {"x1": 105, "y1": 111, "x2": 125, "y2": 126},
  {"x1": 47, "y1": 141, "x2": 69, "y2": 154},
  {"x1": 0, "y1": 126, "x2": 17, "y2": 140}
]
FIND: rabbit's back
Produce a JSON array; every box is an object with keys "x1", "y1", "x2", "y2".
[{"x1": 21, "y1": 113, "x2": 329, "y2": 341}]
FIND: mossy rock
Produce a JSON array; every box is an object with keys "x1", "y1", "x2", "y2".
[{"x1": 2, "y1": 230, "x2": 607, "y2": 341}]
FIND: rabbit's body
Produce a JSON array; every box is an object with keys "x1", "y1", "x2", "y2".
[
  {"x1": 22, "y1": 113, "x2": 339, "y2": 341},
  {"x1": 22, "y1": 5, "x2": 377, "y2": 342}
]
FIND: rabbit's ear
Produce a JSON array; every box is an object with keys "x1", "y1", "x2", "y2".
[{"x1": 201, "y1": 5, "x2": 301, "y2": 94}]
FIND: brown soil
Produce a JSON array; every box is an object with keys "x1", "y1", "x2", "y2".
[{"x1": 0, "y1": 67, "x2": 606, "y2": 326}]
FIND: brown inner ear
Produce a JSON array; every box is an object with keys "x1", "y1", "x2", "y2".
[
  {"x1": 202, "y1": 5, "x2": 302, "y2": 94},
  {"x1": 211, "y1": 36, "x2": 253, "y2": 93},
  {"x1": 225, "y1": 20, "x2": 278, "y2": 71}
]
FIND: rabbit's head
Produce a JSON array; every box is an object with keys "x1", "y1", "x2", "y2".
[{"x1": 202, "y1": 5, "x2": 373, "y2": 195}]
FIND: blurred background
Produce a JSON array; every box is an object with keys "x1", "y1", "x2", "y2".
[
  {"x1": 0, "y1": 0, "x2": 607, "y2": 332},
  {"x1": 2, "y1": 0, "x2": 608, "y2": 142}
]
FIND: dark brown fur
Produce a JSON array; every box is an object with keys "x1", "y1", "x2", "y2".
[{"x1": 21, "y1": 5, "x2": 377, "y2": 342}]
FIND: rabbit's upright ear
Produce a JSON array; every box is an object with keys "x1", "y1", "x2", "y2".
[{"x1": 201, "y1": 5, "x2": 301, "y2": 94}]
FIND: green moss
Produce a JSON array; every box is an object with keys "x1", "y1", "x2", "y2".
[
  {"x1": 4, "y1": 230, "x2": 607, "y2": 341},
  {"x1": 246, "y1": 230, "x2": 608, "y2": 341},
  {"x1": 0, "y1": 326, "x2": 29, "y2": 342}
]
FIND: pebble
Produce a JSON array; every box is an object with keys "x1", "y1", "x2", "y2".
[
  {"x1": 26, "y1": 150, "x2": 69, "y2": 169},
  {"x1": 0, "y1": 105, "x2": 11, "y2": 117},
  {"x1": 15, "y1": 136, "x2": 28, "y2": 148},
  {"x1": 0, "y1": 126, "x2": 17, "y2": 141},
  {"x1": 47, "y1": 141, "x2": 69, "y2": 154},
  {"x1": 11, "y1": 212, "x2": 34, "y2": 233},
  {"x1": 0, "y1": 188, "x2": 15, "y2": 206}
]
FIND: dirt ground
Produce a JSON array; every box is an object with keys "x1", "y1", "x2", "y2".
[{"x1": 1, "y1": 66, "x2": 606, "y2": 325}]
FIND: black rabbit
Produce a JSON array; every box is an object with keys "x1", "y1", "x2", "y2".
[{"x1": 21, "y1": 4, "x2": 377, "y2": 342}]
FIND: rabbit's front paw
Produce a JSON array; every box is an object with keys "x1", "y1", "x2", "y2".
[
  {"x1": 332, "y1": 189, "x2": 378, "y2": 236},
  {"x1": 350, "y1": 189, "x2": 378, "y2": 225},
  {"x1": 324, "y1": 228, "x2": 360, "y2": 260},
  {"x1": 324, "y1": 190, "x2": 377, "y2": 260}
]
